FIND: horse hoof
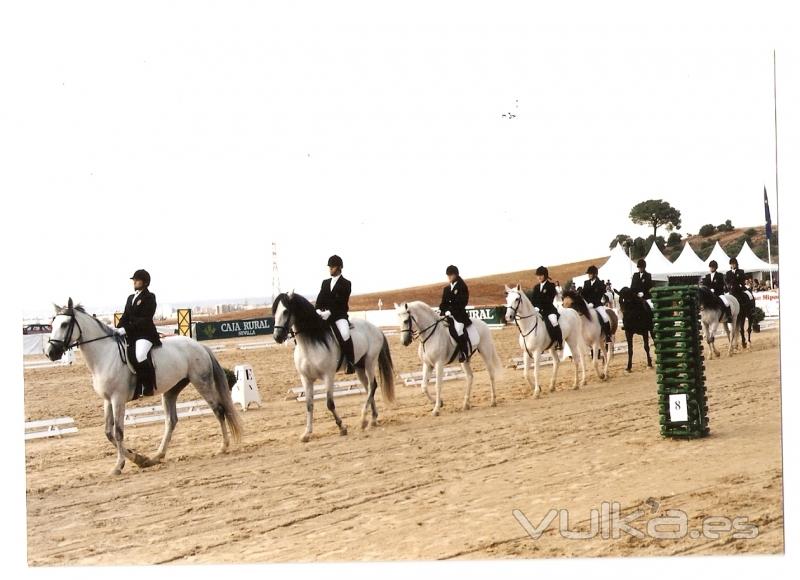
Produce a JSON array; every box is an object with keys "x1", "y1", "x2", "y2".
[
  {"x1": 533, "y1": 391, "x2": 541, "y2": 399},
  {"x1": 300, "y1": 433, "x2": 311, "y2": 443},
  {"x1": 339, "y1": 427, "x2": 348, "y2": 436},
  {"x1": 110, "y1": 468, "x2": 122, "y2": 476},
  {"x1": 549, "y1": 386, "x2": 556, "y2": 393},
  {"x1": 432, "y1": 409, "x2": 440, "y2": 417},
  {"x1": 625, "y1": 368, "x2": 632, "y2": 373},
  {"x1": 490, "y1": 400, "x2": 497, "y2": 407},
  {"x1": 462, "y1": 404, "x2": 471, "y2": 411},
  {"x1": 361, "y1": 419, "x2": 369, "y2": 430},
  {"x1": 370, "y1": 419, "x2": 378, "y2": 428}
]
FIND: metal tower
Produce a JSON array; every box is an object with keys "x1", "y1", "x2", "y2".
[{"x1": 271, "y1": 242, "x2": 280, "y2": 302}]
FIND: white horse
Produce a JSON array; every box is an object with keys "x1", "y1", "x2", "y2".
[
  {"x1": 561, "y1": 290, "x2": 618, "y2": 381},
  {"x1": 272, "y1": 292, "x2": 395, "y2": 441},
  {"x1": 697, "y1": 286, "x2": 741, "y2": 358},
  {"x1": 44, "y1": 299, "x2": 243, "y2": 475},
  {"x1": 395, "y1": 301, "x2": 502, "y2": 415},
  {"x1": 503, "y1": 284, "x2": 586, "y2": 397}
]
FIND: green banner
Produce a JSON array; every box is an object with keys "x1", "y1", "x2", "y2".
[
  {"x1": 195, "y1": 317, "x2": 275, "y2": 341},
  {"x1": 466, "y1": 306, "x2": 506, "y2": 326}
]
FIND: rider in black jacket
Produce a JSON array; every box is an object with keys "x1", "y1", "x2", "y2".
[
  {"x1": 439, "y1": 265, "x2": 471, "y2": 362},
  {"x1": 530, "y1": 266, "x2": 563, "y2": 351},
  {"x1": 116, "y1": 269, "x2": 161, "y2": 399}
]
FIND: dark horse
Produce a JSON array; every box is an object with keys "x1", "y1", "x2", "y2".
[
  {"x1": 737, "y1": 290, "x2": 756, "y2": 349},
  {"x1": 616, "y1": 287, "x2": 653, "y2": 372}
]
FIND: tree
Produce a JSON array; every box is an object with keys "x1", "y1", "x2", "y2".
[
  {"x1": 666, "y1": 232, "x2": 682, "y2": 247},
  {"x1": 699, "y1": 224, "x2": 716, "y2": 237},
  {"x1": 630, "y1": 237, "x2": 647, "y2": 260},
  {"x1": 716, "y1": 219, "x2": 734, "y2": 232},
  {"x1": 629, "y1": 199, "x2": 682, "y2": 239},
  {"x1": 609, "y1": 234, "x2": 633, "y2": 250}
]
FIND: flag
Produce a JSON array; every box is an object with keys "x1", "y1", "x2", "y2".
[{"x1": 764, "y1": 186, "x2": 772, "y2": 240}]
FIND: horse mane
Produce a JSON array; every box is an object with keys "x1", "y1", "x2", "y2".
[
  {"x1": 272, "y1": 292, "x2": 332, "y2": 348},
  {"x1": 697, "y1": 286, "x2": 721, "y2": 310},
  {"x1": 56, "y1": 301, "x2": 116, "y2": 336},
  {"x1": 562, "y1": 289, "x2": 591, "y2": 319}
]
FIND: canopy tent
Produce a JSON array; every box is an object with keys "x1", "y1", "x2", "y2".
[
  {"x1": 572, "y1": 244, "x2": 637, "y2": 289},
  {"x1": 665, "y1": 242, "x2": 708, "y2": 277},
  {"x1": 705, "y1": 241, "x2": 731, "y2": 269},
  {"x1": 735, "y1": 241, "x2": 778, "y2": 273},
  {"x1": 642, "y1": 243, "x2": 674, "y2": 281}
]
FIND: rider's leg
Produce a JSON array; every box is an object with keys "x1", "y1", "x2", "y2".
[
  {"x1": 335, "y1": 318, "x2": 355, "y2": 374},
  {"x1": 453, "y1": 319, "x2": 468, "y2": 362},
  {"x1": 547, "y1": 313, "x2": 563, "y2": 350},
  {"x1": 134, "y1": 338, "x2": 155, "y2": 398},
  {"x1": 595, "y1": 306, "x2": 612, "y2": 343}
]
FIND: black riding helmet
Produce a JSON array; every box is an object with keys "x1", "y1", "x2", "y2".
[
  {"x1": 637, "y1": 259, "x2": 647, "y2": 269},
  {"x1": 446, "y1": 265, "x2": 459, "y2": 276},
  {"x1": 327, "y1": 255, "x2": 343, "y2": 268},
  {"x1": 586, "y1": 265, "x2": 598, "y2": 275},
  {"x1": 709, "y1": 260, "x2": 718, "y2": 269},
  {"x1": 130, "y1": 269, "x2": 151, "y2": 286},
  {"x1": 729, "y1": 257, "x2": 739, "y2": 268},
  {"x1": 535, "y1": 266, "x2": 549, "y2": 277}
]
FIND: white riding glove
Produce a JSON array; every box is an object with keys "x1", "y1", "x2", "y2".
[
  {"x1": 116, "y1": 327, "x2": 127, "y2": 336},
  {"x1": 445, "y1": 311, "x2": 452, "y2": 318},
  {"x1": 317, "y1": 309, "x2": 331, "y2": 321},
  {"x1": 637, "y1": 292, "x2": 644, "y2": 298}
]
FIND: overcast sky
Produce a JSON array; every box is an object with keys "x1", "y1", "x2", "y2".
[{"x1": 3, "y1": 2, "x2": 798, "y2": 319}]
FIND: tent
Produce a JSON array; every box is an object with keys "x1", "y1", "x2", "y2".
[
  {"x1": 666, "y1": 242, "x2": 708, "y2": 277},
  {"x1": 705, "y1": 241, "x2": 730, "y2": 269},
  {"x1": 642, "y1": 242, "x2": 674, "y2": 281},
  {"x1": 572, "y1": 243, "x2": 637, "y2": 289},
  {"x1": 735, "y1": 241, "x2": 778, "y2": 273}
]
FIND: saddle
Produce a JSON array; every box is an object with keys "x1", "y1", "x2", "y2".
[
  {"x1": 329, "y1": 322, "x2": 365, "y2": 371},
  {"x1": 122, "y1": 338, "x2": 160, "y2": 375}
]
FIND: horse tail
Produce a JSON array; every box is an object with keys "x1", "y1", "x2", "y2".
[
  {"x1": 482, "y1": 328, "x2": 503, "y2": 379},
  {"x1": 377, "y1": 334, "x2": 396, "y2": 404},
  {"x1": 202, "y1": 345, "x2": 244, "y2": 443}
]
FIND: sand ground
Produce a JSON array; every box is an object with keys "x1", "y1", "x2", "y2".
[{"x1": 23, "y1": 324, "x2": 783, "y2": 564}]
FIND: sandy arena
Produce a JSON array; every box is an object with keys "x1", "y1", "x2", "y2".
[{"x1": 24, "y1": 325, "x2": 783, "y2": 564}]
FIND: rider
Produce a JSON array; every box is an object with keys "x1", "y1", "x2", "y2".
[
  {"x1": 530, "y1": 266, "x2": 563, "y2": 351},
  {"x1": 630, "y1": 258, "x2": 654, "y2": 310},
  {"x1": 439, "y1": 265, "x2": 471, "y2": 362},
  {"x1": 702, "y1": 260, "x2": 731, "y2": 320},
  {"x1": 582, "y1": 265, "x2": 612, "y2": 343},
  {"x1": 725, "y1": 257, "x2": 750, "y2": 313},
  {"x1": 115, "y1": 269, "x2": 161, "y2": 399},
  {"x1": 315, "y1": 255, "x2": 355, "y2": 374}
]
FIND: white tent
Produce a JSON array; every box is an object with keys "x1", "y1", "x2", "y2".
[
  {"x1": 705, "y1": 241, "x2": 730, "y2": 269},
  {"x1": 642, "y1": 243, "x2": 674, "y2": 281},
  {"x1": 572, "y1": 244, "x2": 637, "y2": 289},
  {"x1": 666, "y1": 242, "x2": 708, "y2": 277},
  {"x1": 735, "y1": 240, "x2": 778, "y2": 272}
]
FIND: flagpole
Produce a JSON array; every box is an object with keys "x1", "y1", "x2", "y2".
[{"x1": 770, "y1": 50, "x2": 777, "y2": 288}]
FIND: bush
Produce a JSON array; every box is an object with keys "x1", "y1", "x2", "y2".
[
  {"x1": 753, "y1": 307, "x2": 766, "y2": 324},
  {"x1": 699, "y1": 224, "x2": 716, "y2": 237},
  {"x1": 717, "y1": 219, "x2": 734, "y2": 232},
  {"x1": 745, "y1": 228, "x2": 758, "y2": 237},
  {"x1": 666, "y1": 232, "x2": 682, "y2": 247}
]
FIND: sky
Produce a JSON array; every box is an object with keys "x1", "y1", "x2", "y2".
[{"x1": 2, "y1": 2, "x2": 798, "y2": 319}]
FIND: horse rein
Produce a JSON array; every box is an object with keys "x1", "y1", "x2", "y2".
[
  {"x1": 48, "y1": 310, "x2": 117, "y2": 350},
  {"x1": 401, "y1": 313, "x2": 442, "y2": 348},
  {"x1": 507, "y1": 293, "x2": 539, "y2": 338}
]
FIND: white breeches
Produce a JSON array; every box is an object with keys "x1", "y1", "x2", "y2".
[
  {"x1": 547, "y1": 313, "x2": 559, "y2": 327},
  {"x1": 595, "y1": 305, "x2": 610, "y2": 323},
  {"x1": 452, "y1": 319, "x2": 465, "y2": 336},
  {"x1": 646, "y1": 299, "x2": 653, "y2": 310},
  {"x1": 135, "y1": 339, "x2": 153, "y2": 363},
  {"x1": 719, "y1": 295, "x2": 730, "y2": 307},
  {"x1": 335, "y1": 318, "x2": 351, "y2": 341}
]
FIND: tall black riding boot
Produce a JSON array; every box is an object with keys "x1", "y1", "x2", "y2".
[
  {"x1": 457, "y1": 333, "x2": 469, "y2": 362},
  {"x1": 602, "y1": 320, "x2": 612, "y2": 343},
  {"x1": 342, "y1": 338, "x2": 356, "y2": 374},
  {"x1": 135, "y1": 357, "x2": 157, "y2": 399},
  {"x1": 553, "y1": 325, "x2": 564, "y2": 351}
]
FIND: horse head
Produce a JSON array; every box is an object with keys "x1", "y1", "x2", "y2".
[
  {"x1": 503, "y1": 283, "x2": 525, "y2": 323},
  {"x1": 46, "y1": 297, "x2": 81, "y2": 361},
  {"x1": 394, "y1": 302, "x2": 414, "y2": 346}
]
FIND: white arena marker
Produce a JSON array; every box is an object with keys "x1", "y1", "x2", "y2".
[
  {"x1": 668, "y1": 394, "x2": 689, "y2": 423},
  {"x1": 232, "y1": 364, "x2": 262, "y2": 411}
]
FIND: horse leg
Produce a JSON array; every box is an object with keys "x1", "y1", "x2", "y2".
[
  {"x1": 300, "y1": 375, "x2": 315, "y2": 442},
  {"x1": 357, "y1": 367, "x2": 371, "y2": 429},
  {"x1": 142, "y1": 389, "x2": 181, "y2": 467},
  {"x1": 325, "y1": 374, "x2": 347, "y2": 436},
  {"x1": 643, "y1": 331, "x2": 653, "y2": 367},
  {"x1": 625, "y1": 330, "x2": 634, "y2": 373},
  {"x1": 482, "y1": 346, "x2": 498, "y2": 407},
  {"x1": 462, "y1": 362, "x2": 474, "y2": 410},
  {"x1": 368, "y1": 377, "x2": 379, "y2": 427},
  {"x1": 532, "y1": 351, "x2": 542, "y2": 398},
  {"x1": 549, "y1": 347, "x2": 560, "y2": 392},
  {"x1": 432, "y1": 361, "x2": 444, "y2": 416},
  {"x1": 110, "y1": 393, "x2": 150, "y2": 475},
  {"x1": 420, "y1": 362, "x2": 435, "y2": 403},
  {"x1": 103, "y1": 399, "x2": 114, "y2": 445}
]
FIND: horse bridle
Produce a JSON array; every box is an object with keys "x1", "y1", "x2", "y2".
[
  {"x1": 506, "y1": 293, "x2": 539, "y2": 338},
  {"x1": 401, "y1": 312, "x2": 442, "y2": 348},
  {"x1": 49, "y1": 310, "x2": 116, "y2": 350}
]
